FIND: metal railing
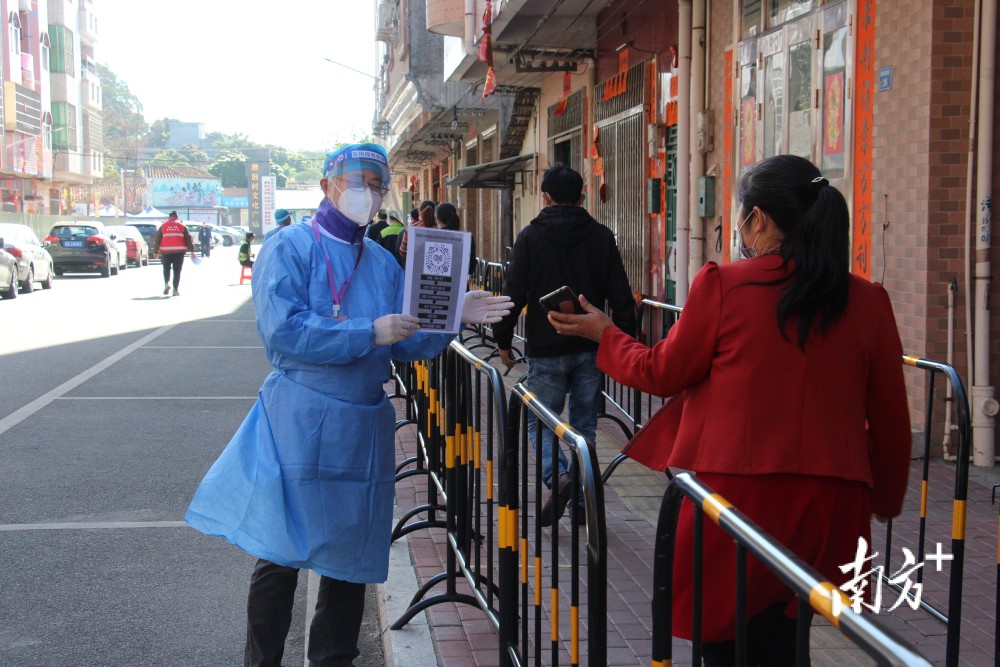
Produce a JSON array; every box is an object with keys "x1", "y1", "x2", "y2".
[
  {"x1": 880, "y1": 355, "x2": 971, "y2": 667},
  {"x1": 390, "y1": 343, "x2": 509, "y2": 649},
  {"x1": 654, "y1": 472, "x2": 932, "y2": 666},
  {"x1": 506, "y1": 382, "x2": 608, "y2": 666}
]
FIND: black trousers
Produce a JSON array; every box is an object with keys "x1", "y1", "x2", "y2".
[
  {"x1": 160, "y1": 252, "x2": 185, "y2": 289},
  {"x1": 244, "y1": 559, "x2": 366, "y2": 667},
  {"x1": 200, "y1": 242, "x2": 211, "y2": 257},
  {"x1": 701, "y1": 603, "x2": 809, "y2": 667}
]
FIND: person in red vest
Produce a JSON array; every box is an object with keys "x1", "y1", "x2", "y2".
[{"x1": 153, "y1": 211, "x2": 195, "y2": 296}]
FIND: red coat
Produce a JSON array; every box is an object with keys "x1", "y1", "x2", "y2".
[
  {"x1": 599, "y1": 255, "x2": 911, "y2": 518},
  {"x1": 599, "y1": 256, "x2": 911, "y2": 640}
]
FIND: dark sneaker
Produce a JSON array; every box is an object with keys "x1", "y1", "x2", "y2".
[
  {"x1": 163, "y1": 283, "x2": 170, "y2": 295},
  {"x1": 539, "y1": 472, "x2": 573, "y2": 527}
]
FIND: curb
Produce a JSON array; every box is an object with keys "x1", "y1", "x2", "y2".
[{"x1": 377, "y1": 508, "x2": 439, "y2": 667}]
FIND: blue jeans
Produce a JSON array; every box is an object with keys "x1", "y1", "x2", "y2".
[{"x1": 526, "y1": 351, "x2": 601, "y2": 489}]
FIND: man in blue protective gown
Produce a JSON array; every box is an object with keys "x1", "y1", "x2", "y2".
[{"x1": 185, "y1": 143, "x2": 511, "y2": 667}]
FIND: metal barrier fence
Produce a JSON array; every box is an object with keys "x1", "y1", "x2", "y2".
[
  {"x1": 390, "y1": 340, "x2": 610, "y2": 666},
  {"x1": 596, "y1": 297, "x2": 973, "y2": 664},
  {"x1": 390, "y1": 343, "x2": 510, "y2": 651},
  {"x1": 880, "y1": 355, "x2": 971, "y2": 667},
  {"x1": 506, "y1": 382, "x2": 608, "y2": 666},
  {"x1": 654, "y1": 472, "x2": 932, "y2": 666}
]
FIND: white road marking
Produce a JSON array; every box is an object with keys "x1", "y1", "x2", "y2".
[
  {"x1": 0, "y1": 324, "x2": 175, "y2": 438},
  {"x1": 304, "y1": 570, "x2": 320, "y2": 666},
  {"x1": 143, "y1": 346, "x2": 263, "y2": 349},
  {"x1": 0, "y1": 521, "x2": 187, "y2": 531},
  {"x1": 55, "y1": 396, "x2": 257, "y2": 400}
]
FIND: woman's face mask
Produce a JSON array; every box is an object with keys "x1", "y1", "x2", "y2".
[{"x1": 736, "y1": 209, "x2": 762, "y2": 260}]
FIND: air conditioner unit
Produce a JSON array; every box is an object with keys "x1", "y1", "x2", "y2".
[{"x1": 375, "y1": 0, "x2": 398, "y2": 42}]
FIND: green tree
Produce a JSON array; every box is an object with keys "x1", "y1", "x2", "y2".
[
  {"x1": 143, "y1": 119, "x2": 176, "y2": 149},
  {"x1": 149, "y1": 145, "x2": 211, "y2": 168},
  {"x1": 209, "y1": 151, "x2": 249, "y2": 187},
  {"x1": 97, "y1": 63, "x2": 147, "y2": 160}
]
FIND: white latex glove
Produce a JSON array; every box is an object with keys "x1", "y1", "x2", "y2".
[
  {"x1": 461, "y1": 290, "x2": 513, "y2": 325},
  {"x1": 374, "y1": 314, "x2": 420, "y2": 345}
]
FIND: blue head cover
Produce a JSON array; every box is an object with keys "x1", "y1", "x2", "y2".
[
  {"x1": 323, "y1": 143, "x2": 390, "y2": 187},
  {"x1": 274, "y1": 208, "x2": 291, "y2": 225}
]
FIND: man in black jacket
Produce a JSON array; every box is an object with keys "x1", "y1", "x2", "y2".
[{"x1": 494, "y1": 164, "x2": 636, "y2": 526}]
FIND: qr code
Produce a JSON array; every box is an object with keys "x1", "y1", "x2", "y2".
[{"x1": 423, "y1": 242, "x2": 452, "y2": 276}]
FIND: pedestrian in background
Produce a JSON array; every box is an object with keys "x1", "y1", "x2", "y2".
[
  {"x1": 264, "y1": 209, "x2": 293, "y2": 242},
  {"x1": 548, "y1": 154, "x2": 911, "y2": 663},
  {"x1": 198, "y1": 222, "x2": 213, "y2": 258},
  {"x1": 433, "y1": 202, "x2": 476, "y2": 276},
  {"x1": 493, "y1": 163, "x2": 636, "y2": 527},
  {"x1": 394, "y1": 199, "x2": 434, "y2": 268},
  {"x1": 153, "y1": 211, "x2": 194, "y2": 297},
  {"x1": 376, "y1": 213, "x2": 405, "y2": 262},
  {"x1": 185, "y1": 143, "x2": 511, "y2": 667},
  {"x1": 366, "y1": 209, "x2": 389, "y2": 242},
  {"x1": 238, "y1": 233, "x2": 255, "y2": 268}
]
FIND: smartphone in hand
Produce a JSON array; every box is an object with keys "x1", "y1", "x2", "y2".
[{"x1": 539, "y1": 286, "x2": 586, "y2": 315}]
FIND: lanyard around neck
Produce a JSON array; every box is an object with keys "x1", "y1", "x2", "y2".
[{"x1": 311, "y1": 219, "x2": 364, "y2": 318}]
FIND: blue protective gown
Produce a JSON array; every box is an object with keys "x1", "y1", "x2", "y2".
[{"x1": 186, "y1": 222, "x2": 452, "y2": 583}]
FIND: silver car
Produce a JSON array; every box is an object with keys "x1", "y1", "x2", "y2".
[{"x1": 0, "y1": 222, "x2": 55, "y2": 291}]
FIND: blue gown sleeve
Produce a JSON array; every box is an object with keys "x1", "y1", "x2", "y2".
[{"x1": 253, "y1": 232, "x2": 377, "y2": 366}]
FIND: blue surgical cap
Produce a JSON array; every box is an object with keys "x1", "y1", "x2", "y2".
[{"x1": 324, "y1": 143, "x2": 390, "y2": 187}]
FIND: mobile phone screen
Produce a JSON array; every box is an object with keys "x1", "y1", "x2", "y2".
[{"x1": 539, "y1": 286, "x2": 585, "y2": 314}]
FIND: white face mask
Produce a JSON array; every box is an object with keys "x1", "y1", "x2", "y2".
[{"x1": 333, "y1": 184, "x2": 380, "y2": 226}]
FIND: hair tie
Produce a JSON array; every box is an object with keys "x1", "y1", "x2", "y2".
[{"x1": 810, "y1": 176, "x2": 829, "y2": 195}]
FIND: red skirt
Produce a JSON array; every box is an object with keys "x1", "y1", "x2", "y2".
[{"x1": 670, "y1": 472, "x2": 872, "y2": 642}]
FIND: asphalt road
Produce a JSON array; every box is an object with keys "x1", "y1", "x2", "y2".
[{"x1": 0, "y1": 245, "x2": 386, "y2": 666}]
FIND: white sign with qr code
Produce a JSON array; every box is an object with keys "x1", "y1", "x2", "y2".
[{"x1": 402, "y1": 226, "x2": 472, "y2": 334}]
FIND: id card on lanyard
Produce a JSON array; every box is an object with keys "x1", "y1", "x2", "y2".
[{"x1": 312, "y1": 219, "x2": 364, "y2": 320}]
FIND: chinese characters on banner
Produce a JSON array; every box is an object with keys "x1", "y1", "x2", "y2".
[
  {"x1": 723, "y1": 48, "x2": 734, "y2": 264},
  {"x1": 851, "y1": 0, "x2": 876, "y2": 278},
  {"x1": 261, "y1": 175, "x2": 276, "y2": 235},
  {"x1": 245, "y1": 161, "x2": 271, "y2": 237},
  {"x1": 479, "y1": 1, "x2": 496, "y2": 99}
]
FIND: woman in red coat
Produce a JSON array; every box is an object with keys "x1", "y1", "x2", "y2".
[{"x1": 548, "y1": 154, "x2": 911, "y2": 664}]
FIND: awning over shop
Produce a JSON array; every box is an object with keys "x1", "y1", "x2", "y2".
[{"x1": 448, "y1": 154, "x2": 536, "y2": 190}]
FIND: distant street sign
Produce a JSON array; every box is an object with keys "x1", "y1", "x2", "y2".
[{"x1": 879, "y1": 66, "x2": 893, "y2": 92}]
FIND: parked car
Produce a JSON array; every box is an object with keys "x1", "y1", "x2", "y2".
[
  {"x1": 126, "y1": 221, "x2": 161, "y2": 259},
  {"x1": 106, "y1": 225, "x2": 149, "y2": 267},
  {"x1": 207, "y1": 223, "x2": 238, "y2": 247},
  {"x1": 0, "y1": 222, "x2": 55, "y2": 292},
  {"x1": 45, "y1": 221, "x2": 122, "y2": 278},
  {"x1": 0, "y1": 244, "x2": 17, "y2": 299}
]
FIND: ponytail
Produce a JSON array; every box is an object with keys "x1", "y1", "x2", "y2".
[
  {"x1": 737, "y1": 155, "x2": 851, "y2": 347},
  {"x1": 435, "y1": 202, "x2": 461, "y2": 231}
]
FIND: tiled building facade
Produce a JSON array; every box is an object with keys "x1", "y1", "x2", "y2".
[{"x1": 376, "y1": 0, "x2": 1000, "y2": 463}]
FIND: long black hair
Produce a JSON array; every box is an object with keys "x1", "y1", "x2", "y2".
[
  {"x1": 435, "y1": 202, "x2": 461, "y2": 230},
  {"x1": 737, "y1": 154, "x2": 850, "y2": 347}
]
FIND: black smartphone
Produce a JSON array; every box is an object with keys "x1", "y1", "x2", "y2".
[{"x1": 539, "y1": 286, "x2": 585, "y2": 314}]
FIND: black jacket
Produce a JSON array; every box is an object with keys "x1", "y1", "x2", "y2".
[{"x1": 493, "y1": 205, "x2": 636, "y2": 357}]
